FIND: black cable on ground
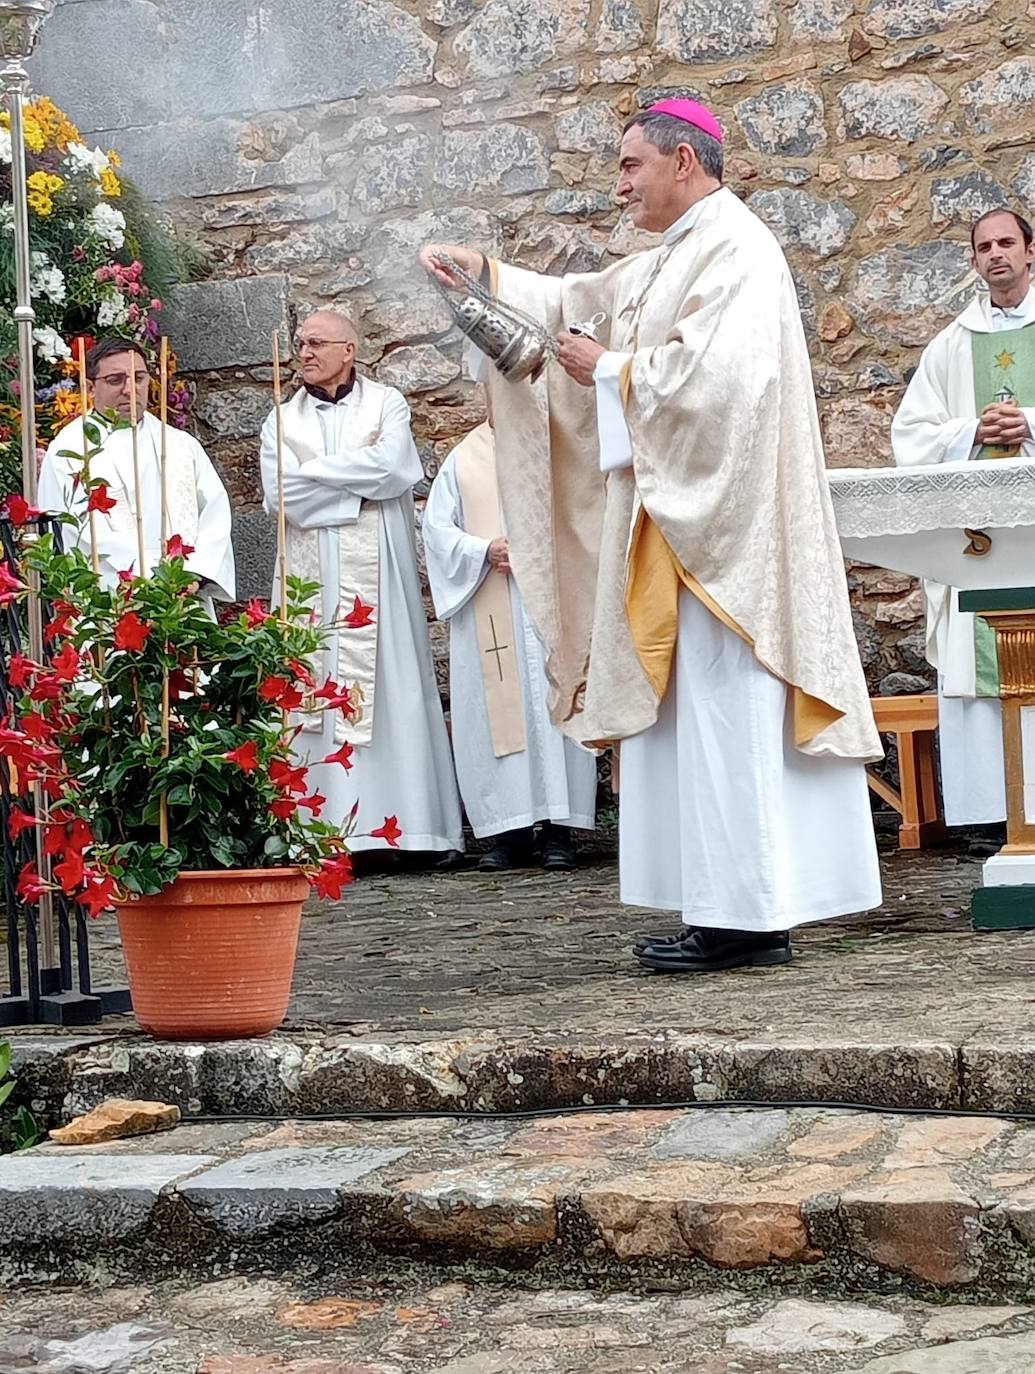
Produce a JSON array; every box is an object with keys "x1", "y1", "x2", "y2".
[{"x1": 182, "y1": 1097, "x2": 1035, "y2": 1126}]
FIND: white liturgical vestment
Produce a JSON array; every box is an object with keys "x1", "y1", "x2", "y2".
[
  {"x1": 39, "y1": 411, "x2": 235, "y2": 607},
  {"x1": 259, "y1": 380, "x2": 463, "y2": 853},
  {"x1": 424, "y1": 439, "x2": 596, "y2": 839},
  {"x1": 891, "y1": 286, "x2": 1035, "y2": 824}
]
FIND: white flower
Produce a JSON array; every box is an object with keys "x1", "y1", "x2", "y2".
[
  {"x1": 0, "y1": 128, "x2": 11, "y2": 166},
  {"x1": 0, "y1": 204, "x2": 14, "y2": 236},
  {"x1": 33, "y1": 326, "x2": 71, "y2": 364},
  {"x1": 85, "y1": 201, "x2": 125, "y2": 250},
  {"x1": 64, "y1": 141, "x2": 111, "y2": 179},
  {"x1": 97, "y1": 292, "x2": 129, "y2": 327},
  {"x1": 30, "y1": 251, "x2": 67, "y2": 305}
]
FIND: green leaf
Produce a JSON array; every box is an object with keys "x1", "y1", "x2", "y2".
[{"x1": 0, "y1": 1081, "x2": 13, "y2": 1110}]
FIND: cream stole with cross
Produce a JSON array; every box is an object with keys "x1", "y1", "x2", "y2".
[
  {"x1": 454, "y1": 422, "x2": 526, "y2": 758},
  {"x1": 279, "y1": 382, "x2": 384, "y2": 746}
]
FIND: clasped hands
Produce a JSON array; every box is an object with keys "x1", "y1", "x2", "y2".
[
  {"x1": 487, "y1": 536, "x2": 512, "y2": 576},
  {"x1": 977, "y1": 400, "x2": 1032, "y2": 447}
]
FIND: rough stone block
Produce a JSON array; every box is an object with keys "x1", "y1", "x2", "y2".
[
  {"x1": 837, "y1": 76, "x2": 949, "y2": 141},
  {"x1": 350, "y1": 136, "x2": 431, "y2": 215},
  {"x1": 545, "y1": 189, "x2": 613, "y2": 216},
  {"x1": 90, "y1": 121, "x2": 323, "y2": 204},
  {"x1": 735, "y1": 81, "x2": 827, "y2": 156},
  {"x1": 49, "y1": 1098, "x2": 180, "y2": 1146},
  {"x1": 257, "y1": 0, "x2": 435, "y2": 105},
  {"x1": 836, "y1": 1168, "x2": 983, "y2": 1285},
  {"x1": 789, "y1": 0, "x2": 854, "y2": 40},
  {"x1": 376, "y1": 345, "x2": 460, "y2": 394},
  {"x1": 931, "y1": 170, "x2": 1008, "y2": 225},
  {"x1": 231, "y1": 512, "x2": 276, "y2": 602},
  {"x1": 453, "y1": 0, "x2": 591, "y2": 78},
  {"x1": 656, "y1": 0, "x2": 779, "y2": 60},
  {"x1": 27, "y1": 0, "x2": 170, "y2": 132},
  {"x1": 748, "y1": 189, "x2": 856, "y2": 257},
  {"x1": 961, "y1": 1043, "x2": 1035, "y2": 1114},
  {"x1": 555, "y1": 103, "x2": 622, "y2": 155},
  {"x1": 848, "y1": 241, "x2": 971, "y2": 346},
  {"x1": 195, "y1": 386, "x2": 273, "y2": 443},
  {"x1": 960, "y1": 60, "x2": 1035, "y2": 134},
  {"x1": 845, "y1": 153, "x2": 908, "y2": 180},
  {"x1": 822, "y1": 396, "x2": 898, "y2": 468},
  {"x1": 163, "y1": 277, "x2": 290, "y2": 373},
  {"x1": 722, "y1": 1041, "x2": 960, "y2": 1109},
  {"x1": 652, "y1": 1110, "x2": 792, "y2": 1162},
  {"x1": 726, "y1": 1299, "x2": 906, "y2": 1353},
  {"x1": 390, "y1": 1162, "x2": 568, "y2": 1248},
  {"x1": 849, "y1": 1334, "x2": 1035, "y2": 1372},
  {"x1": 160, "y1": 0, "x2": 264, "y2": 120},
  {"x1": 433, "y1": 126, "x2": 550, "y2": 195},
  {"x1": 179, "y1": 1146, "x2": 408, "y2": 1238},
  {"x1": 595, "y1": 0, "x2": 646, "y2": 51},
  {"x1": 863, "y1": 0, "x2": 994, "y2": 40},
  {"x1": 0, "y1": 1153, "x2": 214, "y2": 1243}
]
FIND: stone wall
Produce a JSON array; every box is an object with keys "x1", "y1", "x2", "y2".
[{"x1": 29, "y1": 0, "x2": 1035, "y2": 697}]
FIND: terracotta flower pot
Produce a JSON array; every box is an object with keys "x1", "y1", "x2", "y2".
[{"x1": 116, "y1": 867, "x2": 309, "y2": 1041}]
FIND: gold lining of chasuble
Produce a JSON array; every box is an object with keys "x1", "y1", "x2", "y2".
[{"x1": 624, "y1": 510, "x2": 842, "y2": 748}]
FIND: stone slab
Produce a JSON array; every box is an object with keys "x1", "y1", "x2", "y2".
[{"x1": 163, "y1": 277, "x2": 290, "y2": 373}]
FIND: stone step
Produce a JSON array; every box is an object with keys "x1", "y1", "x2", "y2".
[
  {"x1": 6, "y1": 1104, "x2": 1035, "y2": 1296},
  {"x1": 10, "y1": 1027, "x2": 1035, "y2": 1126}
]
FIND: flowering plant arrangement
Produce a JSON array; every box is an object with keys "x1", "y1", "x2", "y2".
[
  {"x1": 0, "y1": 426, "x2": 396, "y2": 915},
  {"x1": 0, "y1": 96, "x2": 197, "y2": 492}
]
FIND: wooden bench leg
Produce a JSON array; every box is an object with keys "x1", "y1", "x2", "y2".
[{"x1": 896, "y1": 729, "x2": 945, "y2": 850}]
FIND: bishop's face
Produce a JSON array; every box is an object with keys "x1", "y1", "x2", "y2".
[
  {"x1": 972, "y1": 212, "x2": 1035, "y2": 302},
  {"x1": 615, "y1": 125, "x2": 683, "y2": 233}
]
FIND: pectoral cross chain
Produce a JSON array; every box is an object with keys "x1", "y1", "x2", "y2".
[{"x1": 485, "y1": 614, "x2": 510, "y2": 683}]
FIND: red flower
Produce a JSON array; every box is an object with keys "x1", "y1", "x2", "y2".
[
  {"x1": 224, "y1": 740, "x2": 259, "y2": 772},
  {"x1": 322, "y1": 741, "x2": 355, "y2": 771},
  {"x1": 259, "y1": 675, "x2": 289, "y2": 703},
  {"x1": 168, "y1": 668, "x2": 193, "y2": 698},
  {"x1": 7, "y1": 652, "x2": 35, "y2": 688},
  {"x1": 312, "y1": 853, "x2": 354, "y2": 900},
  {"x1": 27, "y1": 672, "x2": 64, "y2": 702},
  {"x1": 314, "y1": 678, "x2": 353, "y2": 712},
  {"x1": 3, "y1": 494, "x2": 41, "y2": 524},
  {"x1": 269, "y1": 796, "x2": 298, "y2": 821},
  {"x1": 114, "y1": 611, "x2": 151, "y2": 651},
  {"x1": 15, "y1": 862, "x2": 49, "y2": 903},
  {"x1": 243, "y1": 598, "x2": 269, "y2": 628},
  {"x1": 20, "y1": 713, "x2": 55, "y2": 742},
  {"x1": 288, "y1": 659, "x2": 315, "y2": 689},
  {"x1": 166, "y1": 533, "x2": 195, "y2": 559},
  {"x1": 54, "y1": 850, "x2": 86, "y2": 894},
  {"x1": 7, "y1": 807, "x2": 36, "y2": 840},
  {"x1": 44, "y1": 603, "x2": 78, "y2": 644},
  {"x1": 371, "y1": 815, "x2": 402, "y2": 848},
  {"x1": 269, "y1": 758, "x2": 308, "y2": 794},
  {"x1": 344, "y1": 595, "x2": 375, "y2": 629},
  {"x1": 297, "y1": 791, "x2": 327, "y2": 817},
  {"x1": 70, "y1": 334, "x2": 95, "y2": 363},
  {"x1": 50, "y1": 643, "x2": 81, "y2": 682},
  {"x1": 0, "y1": 561, "x2": 25, "y2": 605},
  {"x1": 78, "y1": 869, "x2": 118, "y2": 919},
  {"x1": 86, "y1": 483, "x2": 117, "y2": 515}
]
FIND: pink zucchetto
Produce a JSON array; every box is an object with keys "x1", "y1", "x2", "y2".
[{"x1": 646, "y1": 98, "x2": 724, "y2": 144}]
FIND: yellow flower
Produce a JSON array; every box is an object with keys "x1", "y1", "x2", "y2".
[
  {"x1": 0, "y1": 111, "x2": 9, "y2": 131},
  {"x1": 22, "y1": 112, "x2": 45, "y2": 154},
  {"x1": 26, "y1": 169, "x2": 64, "y2": 218},
  {"x1": 52, "y1": 387, "x2": 85, "y2": 424},
  {"x1": 25, "y1": 96, "x2": 79, "y2": 153},
  {"x1": 106, "y1": 148, "x2": 122, "y2": 168},
  {"x1": 99, "y1": 167, "x2": 121, "y2": 198}
]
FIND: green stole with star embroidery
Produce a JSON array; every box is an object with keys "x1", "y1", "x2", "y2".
[{"x1": 968, "y1": 323, "x2": 1035, "y2": 694}]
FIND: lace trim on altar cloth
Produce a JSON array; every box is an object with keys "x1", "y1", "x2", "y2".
[{"x1": 828, "y1": 462, "x2": 1035, "y2": 538}]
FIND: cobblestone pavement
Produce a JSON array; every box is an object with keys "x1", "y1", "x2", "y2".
[
  {"x1": 81, "y1": 842, "x2": 1035, "y2": 1043},
  {"x1": 3, "y1": 1275, "x2": 1035, "y2": 1373}
]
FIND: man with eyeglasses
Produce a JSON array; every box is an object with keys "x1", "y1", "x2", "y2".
[
  {"x1": 259, "y1": 309, "x2": 463, "y2": 863},
  {"x1": 38, "y1": 337, "x2": 235, "y2": 608}
]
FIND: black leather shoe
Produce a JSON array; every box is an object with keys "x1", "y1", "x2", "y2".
[
  {"x1": 633, "y1": 926, "x2": 697, "y2": 954},
  {"x1": 538, "y1": 822, "x2": 575, "y2": 871},
  {"x1": 478, "y1": 828, "x2": 534, "y2": 872},
  {"x1": 436, "y1": 848, "x2": 467, "y2": 871},
  {"x1": 636, "y1": 927, "x2": 791, "y2": 973}
]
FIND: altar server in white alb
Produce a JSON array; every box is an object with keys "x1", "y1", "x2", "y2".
[
  {"x1": 39, "y1": 338, "x2": 235, "y2": 608},
  {"x1": 892, "y1": 208, "x2": 1035, "y2": 827},
  {"x1": 421, "y1": 98, "x2": 882, "y2": 973},
  {"x1": 260, "y1": 310, "x2": 463, "y2": 859},
  {"x1": 424, "y1": 385, "x2": 597, "y2": 871}
]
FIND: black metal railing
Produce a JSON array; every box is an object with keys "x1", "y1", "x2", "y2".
[{"x1": 0, "y1": 516, "x2": 130, "y2": 1026}]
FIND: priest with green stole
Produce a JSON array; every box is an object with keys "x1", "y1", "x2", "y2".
[
  {"x1": 420, "y1": 98, "x2": 882, "y2": 974},
  {"x1": 893, "y1": 208, "x2": 1035, "y2": 831}
]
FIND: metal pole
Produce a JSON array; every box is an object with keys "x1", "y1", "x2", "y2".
[{"x1": 0, "y1": 2, "x2": 58, "y2": 968}]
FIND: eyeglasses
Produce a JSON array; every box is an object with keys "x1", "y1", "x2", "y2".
[
  {"x1": 95, "y1": 371, "x2": 150, "y2": 387},
  {"x1": 293, "y1": 336, "x2": 353, "y2": 355}
]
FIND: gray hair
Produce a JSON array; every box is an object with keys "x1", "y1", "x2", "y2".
[
  {"x1": 623, "y1": 111, "x2": 724, "y2": 182},
  {"x1": 301, "y1": 306, "x2": 361, "y2": 348}
]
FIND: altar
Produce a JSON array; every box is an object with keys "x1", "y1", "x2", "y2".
[{"x1": 829, "y1": 459, "x2": 1035, "y2": 929}]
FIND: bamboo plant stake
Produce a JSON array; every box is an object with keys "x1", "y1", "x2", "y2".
[
  {"x1": 76, "y1": 351, "x2": 100, "y2": 578},
  {"x1": 158, "y1": 339, "x2": 170, "y2": 848},
  {"x1": 127, "y1": 356, "x2": 147, "y2": 578},
  {"x1": 272, "y1": 330, "x2": 288, "y2": 623}
]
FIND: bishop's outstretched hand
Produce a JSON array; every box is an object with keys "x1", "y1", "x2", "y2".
[{"x1": 419, "y1": 243, "x2": 485, "y2": 289}]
